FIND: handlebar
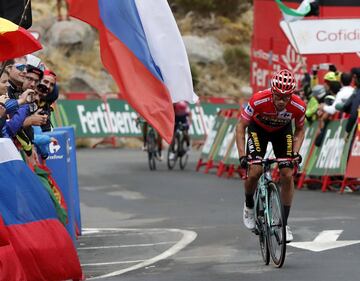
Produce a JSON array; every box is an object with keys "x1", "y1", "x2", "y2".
[{"x1": 248, "y1": 157, "x2": 299, "y2": 165}]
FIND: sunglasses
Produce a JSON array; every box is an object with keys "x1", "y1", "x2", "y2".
[{"x1": 15, "y1": 64, "x2": 26, "y2": 72}]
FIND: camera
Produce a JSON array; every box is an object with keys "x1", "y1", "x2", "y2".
[{"x1": 37, "y1": 83, "x2": 49, "y2": 94}]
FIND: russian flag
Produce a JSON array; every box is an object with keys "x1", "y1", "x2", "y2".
[
  {"x1": 68, "y1": 0, "x2": 198, "y2": 143},
  {"x1": 0, "y1": 138, "x2": 82, "y2": 281}
]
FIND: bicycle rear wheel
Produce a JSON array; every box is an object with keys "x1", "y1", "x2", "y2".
[
  {"x1": 255, "y1": 197, "x2": 270, "y2": 265},
  {"x1": 167, "y1": 136, "x2": 179, "y2": 170},
  {"x1": 179, "y1": 138, "x2": 189, "y2": 170},
  {"x1": 267, "y1": 182, "x2": 286, "y2": 267},
  {"x1": 147, "y1": 133, "x2": 157, "y2": 171}
]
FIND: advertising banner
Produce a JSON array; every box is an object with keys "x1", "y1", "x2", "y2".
[
  {"x1": 45, "y1": 130, "x2": 76, "y2": 241},
  {"x1": 299, "y1": 121, "x2": 318, "y2": 170},
  {"x1": 306, "y1": 120, "x2": 355, "y2": 176},
  {"x1": 251, "y1": 0, "x2": 360, "y2": 93},
  {"x1": 345, "y1": 114, "x2": 360, "y2": 178},
  {"x1": 200, "y1": 114, "x2": 225, "y2": 161},
  {"x1": 280, "y1": 19, "x2": 360, "y2": 55},
  {"x1": 214, "y1": 117, "x2": 238, "y2": 162},
  {"x1": 52, "y1": 99, "x2": 239, "y2": 140}
]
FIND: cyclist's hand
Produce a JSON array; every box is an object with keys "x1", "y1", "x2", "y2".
[
  {"x1": 292, "y1": 152, "x2": 302, "y2": 164},
  {"x1": 239, "y1": 156, "x2": 249, "y2": 169}
]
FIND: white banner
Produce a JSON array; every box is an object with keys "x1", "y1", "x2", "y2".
[{"x1": 280, "y1": 19, "x2": 360, "y2": 54}]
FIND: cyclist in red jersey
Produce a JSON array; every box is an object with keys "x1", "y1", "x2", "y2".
[{"x1": 236, "y1": 69, "x2": 306, "y2": 242}]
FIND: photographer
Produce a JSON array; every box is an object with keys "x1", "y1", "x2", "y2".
[{"x1": 36, "y1": 69, "x2": 58, "y2": 132}]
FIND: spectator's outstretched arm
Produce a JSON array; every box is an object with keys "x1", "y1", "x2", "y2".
[
  {"x1": 337, "y1": 93, "x2": 355, "y2": 113},
  {"x1": 3, "y1": 105, "x2": 30, "y2": 138}
]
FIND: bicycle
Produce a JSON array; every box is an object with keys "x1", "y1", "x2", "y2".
[
  {"x1": 167, "y1": 123, "x2": 190, "y2": 170},
  {"x1": 136, "y1": 118, "x2": 159, "y2": 171},
  {"x1": 146, "y1": 126, "x2": 159, "y2": 171},
  {"x1": 247, "y1": 157, "x2": 298, "y2": 268}
]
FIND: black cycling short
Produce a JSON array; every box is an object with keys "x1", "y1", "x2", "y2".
[
  {"x1": 246, "y1": 122, "x2": 294, "y2": 169},
  {"x1": 175, "y1": 115, "x2": 189, "y2": 131}
]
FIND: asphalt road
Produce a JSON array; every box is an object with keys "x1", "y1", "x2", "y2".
[{"x1": 76, "y1": 148, "x2": 360, "y2": 281}]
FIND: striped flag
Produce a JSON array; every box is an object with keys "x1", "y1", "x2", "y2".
[
  {"x1": 275, "y1": 0, "x2": 318, "y2": 22},
  {"x1": 0, "y1": 17, "x2": 42, "y2": 61},
  {"x1": 68, "y1": 0, "x2": 198, "y2": 143},
  {"x1": 0, "y1": 138, "x2": 82, "y2": 281}
]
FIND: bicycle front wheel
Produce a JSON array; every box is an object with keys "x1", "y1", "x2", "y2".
[
  {"x1": 256, "y1": 198, "x2": 270, "y2": 265},
  {"x1": 147, "y1": 133, "x2": 157, "y2": 171},
  {"x1": 267, "y1": 182, "x2": 286, "y2": 267},
  {"x1": 167, "y1": 136, "x2": 179, "y2": 170},
  {"x1": 179, "y1": 138, "x2": 189, "y2": 170}
]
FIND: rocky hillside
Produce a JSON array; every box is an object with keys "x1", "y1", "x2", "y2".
[{"x1": 31, "y1": 0, "x2": 253, "y2": 98}]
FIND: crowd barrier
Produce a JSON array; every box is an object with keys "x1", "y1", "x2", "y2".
[{"x1": 196, "y1": 109, "x2": 360, "y2": 193}]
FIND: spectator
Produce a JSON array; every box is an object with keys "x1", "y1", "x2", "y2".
[
  {"x1": 336, "y1": 68, "x2": 360, "y2": 141},
  {"x1": 6, "y1": 58, "x2": 27, "y2": 99},
  {"x1": 323, "y1": 71, "x2": 341, "y2": 96},
  {"x1": 305, "y1": 85, "x2": 326, "y2": 123},
  {"x1": 320, "y1": 72, "x2": 354, "y2": 116},
  {"x1": 0, "y1": 69, "x2": 9, "y2": 95}
]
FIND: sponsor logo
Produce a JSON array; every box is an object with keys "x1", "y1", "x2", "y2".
[
  {"x1": 286, "y1": 134, "x2": 293, "y2": 156},
  {"x1": 278, "y1": 112, "x2": 293, "y2": 119},
  {"x1": 49, "y1": 142, "x2": 61, "y2": 154},
  {"x1": 291, "y1": 101, "x2": 305, "y2": 112},
  {"x1": 316, "y1": 126, "x2": 345, "y2": 169},
  {"x1": 250, "y1": 132, "x2": 261, "y2": 152},
  {"x1": 245, "y1": 104, "x2": 254, "y2": 115},
  {"x1": 254, "y1": 98, "x2": 270, "y2": 106}
]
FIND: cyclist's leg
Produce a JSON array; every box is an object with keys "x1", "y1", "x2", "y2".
[
  {"x1": 245, "y1": 122, "x2": 269, "y2": 207},
  {"x1": 142, "y1": 122, "x2": 148, "y2": 149},
  {"x1": 270, "y1": 123, "x2": 294, "y2": 226},
  {"x1": 157, "y1": 134, "x2": 163, "y2": 157}
]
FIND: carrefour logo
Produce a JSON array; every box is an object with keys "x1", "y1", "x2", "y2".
[{"x1": 49, "y1": 142, "x2": 61, "y2": 154}]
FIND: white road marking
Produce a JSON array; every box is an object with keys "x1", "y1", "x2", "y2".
[
  {"x1": 78, "y1": 241, "x2": 176, "y2": 250},
  {"x1": 82, "y1": 230, "x2": 168, "y2": 238},
  {"x1": 84, "y1": 228, "x2": 197, "y2": 280},
  {"x1": 289, "y1": 230, "x2": 360, "y2": 252},
  {"x1": 82, "y1": 260, "x2": 145, "y2": 266}
]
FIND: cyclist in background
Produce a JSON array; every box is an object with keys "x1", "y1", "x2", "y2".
[
  {"x1": 235, "y1": 69, "x2": 306, "y2": 242},
  {"x1": 136, "y1": 116, "x2": 163, "y2": 161},
  {"x1": 174, "y1": 101, "x2": 192, "y2": 148}
]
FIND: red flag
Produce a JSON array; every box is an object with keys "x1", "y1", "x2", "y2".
[{"x1": 0, "y1": 17, "x2": 42, "y2": 62}]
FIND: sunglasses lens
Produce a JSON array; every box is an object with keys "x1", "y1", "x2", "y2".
[{"x1": 15, "y1": 64, "x2": 26, "y2": 71}]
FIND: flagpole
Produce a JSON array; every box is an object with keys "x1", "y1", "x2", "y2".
[{"x1": 0, "y1": 0, "x2": 31, "y2": 76}]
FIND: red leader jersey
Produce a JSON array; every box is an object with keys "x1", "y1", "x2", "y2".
[{"x1": 241, "y1": 89, "x2": 306, "y2": 132}]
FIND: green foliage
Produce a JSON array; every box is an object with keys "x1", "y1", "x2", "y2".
[
  {"x1": 170, "y1": 0, "x2": 244, "y2": 17},
  {"x1": 190, "y1": 63, "x2": 200, "y2": 90},
  {"x1": 223, "y1": 46, "x2": 250, "y2": 78}
]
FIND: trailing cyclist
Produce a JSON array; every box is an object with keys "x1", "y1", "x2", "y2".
[
  {"x1": 174, "y1": 101, "x2": 191, "y2": 147},
  {"x1": 136, "y1": 116, "x2": 163, "y2": 161},
  {"x1": 236, "y1": 69, "x2": 306, "y2": 243}
]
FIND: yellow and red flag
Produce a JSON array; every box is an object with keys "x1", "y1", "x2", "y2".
[{"x1": 0, "y1": 17, "x2": 42, "y2": 62}]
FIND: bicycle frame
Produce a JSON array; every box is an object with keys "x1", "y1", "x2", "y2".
[{"x1": 253, "y1": 160, "x2": 273, "y2": 234}]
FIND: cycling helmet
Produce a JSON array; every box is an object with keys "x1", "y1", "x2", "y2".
[
  {"x1": 324, "y1": 71, "x2": 337, "y2": 82},
  {"x1": 174, "y1": 101, "x2": 189, "y2": 115},
  {"x1": 271, "y1": 69, "x2": 296, "y2": 95}
]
